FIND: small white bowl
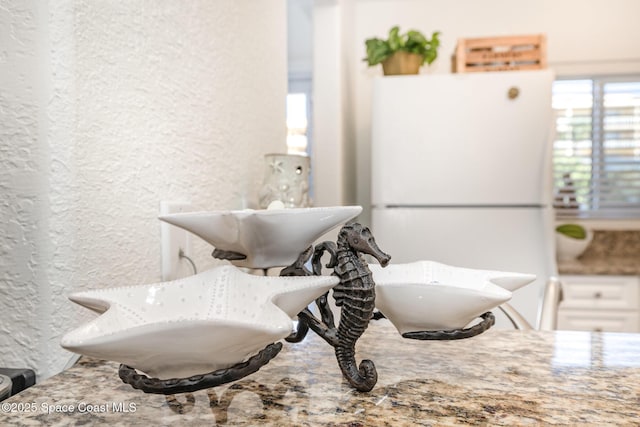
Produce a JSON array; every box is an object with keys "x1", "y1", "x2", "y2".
[
  {"x1": 61, "y1": 265, "x2": 338, "y2": 379},
  {"x1": 159, "y1": 206, "x2": 362, "y2": 269},
  {"x1": 370, "y1": 261, "x2": 536, "y2": 334}
]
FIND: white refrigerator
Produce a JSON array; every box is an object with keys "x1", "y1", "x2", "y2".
[{"x1": 370, "y1": 70, "x2": 557, "y2": 329}]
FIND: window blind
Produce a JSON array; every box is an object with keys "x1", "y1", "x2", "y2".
[{"x1": 552, "y1": 78, "x2": 640, "y2": 218}]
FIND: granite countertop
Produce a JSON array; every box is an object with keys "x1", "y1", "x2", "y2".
[
  {"x1": 4, "y1": 320, "x2": 640, "y2": 426},
  {"x1": 558, "y1": 229, "x2": 640, "y2": 275},
  {"x1": 558, "y1": 257, "x2": 640, "y2": 275}
]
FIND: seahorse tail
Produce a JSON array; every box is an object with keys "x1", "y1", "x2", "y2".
[{"x1": 335, "y1": 344, "x2": 377, "y2": 392}]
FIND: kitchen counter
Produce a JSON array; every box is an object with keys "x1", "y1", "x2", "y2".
[
  {"x1": 3, "y1": 320, "x2": 640, "y2": 426},
  {"x1": 558, "y1": 229, "x2": 640, "y2": 275},
  {"x1": 558, "y1": 256, "x2": 640, "y2": 275}
]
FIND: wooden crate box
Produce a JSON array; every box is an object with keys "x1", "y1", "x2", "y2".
[{"x1": 453, "y1": 34, "x2": 547, "y2": 73}]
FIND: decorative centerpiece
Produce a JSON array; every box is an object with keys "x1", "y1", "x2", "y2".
[{"x1": 61, "y1": 205, "x2": 534, "y2": 395}]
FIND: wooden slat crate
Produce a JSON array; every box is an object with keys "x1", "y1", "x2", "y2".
[{"x1": 453, "y1": 34, "x2": 547, "y2": 73}]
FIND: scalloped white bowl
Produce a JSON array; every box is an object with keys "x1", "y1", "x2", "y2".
[
  {"x1": 61, "y1": 265, "x2": 338, "y2": 379},
  {"x1": 370, "y1": 261, "x2": 536, "y2": 334},
  {"x1": 158, "y1": 206, "x2": 362, "y2": 269}
]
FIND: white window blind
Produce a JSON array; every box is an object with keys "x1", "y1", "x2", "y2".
[{"x1": 552, "y1": 77, "x2": 640, "y2": 218}]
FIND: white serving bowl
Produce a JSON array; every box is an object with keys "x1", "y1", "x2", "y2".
[
  {"x1": 159, "y1": 206, "x2": 362, "y2": 269},
  {"x1": 61, "y1": 265, "x2": 338, "y2": 379},
  {"x1": 370, "y1": 261, "x2": 536, "y2": 334}
]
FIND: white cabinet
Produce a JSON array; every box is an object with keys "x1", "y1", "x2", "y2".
[{"x1": 558, "y1": 275, "x2": 640, "y2": 332}]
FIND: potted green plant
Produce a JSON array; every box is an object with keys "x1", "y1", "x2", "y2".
[
  {"x1": 555, "y1": 224, "x2": 593, "y2": 261},
  {"x1": 364, "y1": 26, "x2": 441, "y2": 75}
]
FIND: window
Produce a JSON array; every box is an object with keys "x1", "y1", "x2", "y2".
[
  {"x1": 552, "y1": 77, "x2": 640, "y2": 218},
  {"x1": 286, "y1": 76, "x2": 312, "y2": 156},
  {"x1": 287, "y1": 75, "x2": 313, "y2": 197},
  {"x1": 286, "y1": 93, "x2": 309, "y2": 155}
]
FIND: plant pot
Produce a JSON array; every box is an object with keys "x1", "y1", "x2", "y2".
[
  {"x1": 381, "y1": 51, "x2": 424, "y2": 76},
  {"x1": 555, "y1": 229, "x2": 593, "y2": 261}
]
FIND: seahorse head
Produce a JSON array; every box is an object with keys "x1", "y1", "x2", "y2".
[{"x1": 338, "y1": 223, "x2": 391, "y2": 267}]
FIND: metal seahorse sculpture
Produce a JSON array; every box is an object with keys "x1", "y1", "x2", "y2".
[
  {"x1": 288, "y1": 223, "x2": 391, "y2": 392},
  {"x1": 332, "y1": 223, "x2": 391, "y2": 391}
]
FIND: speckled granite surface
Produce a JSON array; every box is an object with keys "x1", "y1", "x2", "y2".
[
  {"x1": 3, "y1": 320, "x2": 640, "y2": 426},
  {"x1": 559, "y1": 230, "x2": 640, "y2": 275}
]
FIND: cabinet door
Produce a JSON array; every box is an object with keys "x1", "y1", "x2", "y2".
[{"x1": 558, "y1": 310, "x2": 639, "y2": 332}]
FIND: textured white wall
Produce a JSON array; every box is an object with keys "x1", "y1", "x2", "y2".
[
  {"x1": 0, "y1": 0, "x2": 286, "y2": 380},
  {"x1": 0, "y1": 0, "x2": 51, "y2": 383}
]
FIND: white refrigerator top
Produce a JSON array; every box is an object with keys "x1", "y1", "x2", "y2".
[{"x1": 371, "y1": 69, "x2": 554, "y2": 207}]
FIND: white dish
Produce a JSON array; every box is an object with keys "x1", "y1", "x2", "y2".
[
  {"x1": 158, "y1": 206, "x2": 362, "y2": 269},
  {"x1": 370, "y1": 261, "x2": 536, "y2": 334},
  {"x1": 61, "y1": 265, "x2": 338, "y2": 379}
]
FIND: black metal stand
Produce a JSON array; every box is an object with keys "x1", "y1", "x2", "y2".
[
  {"x1": 118, "y1": 342, "x2": 282, "y2": 395},
  {"x1": 401, "y1": 312, "x2": 495, "y2": 340}
]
